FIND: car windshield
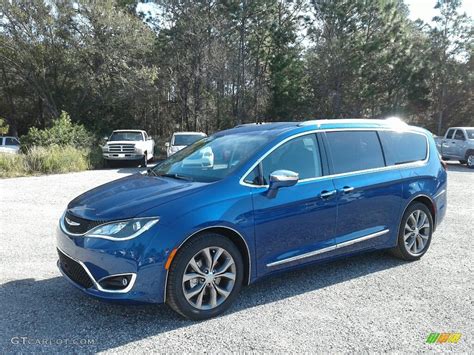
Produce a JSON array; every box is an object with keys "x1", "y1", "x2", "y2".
[
  {"x1": 466, "y1": 129, "x2": 474, "y2": 139},
  {"x1": 152, "y1": 134, "x2": 272, "y2": 182},
  {"x1": 173, "y1": 134, "x2": 204, "y2": 146},
  {"x1": 109, "y1": 132, "x2": 143, "y2": 141}
]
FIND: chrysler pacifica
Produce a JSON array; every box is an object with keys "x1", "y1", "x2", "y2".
[{"x1": 57, "y1": 119, "x2": 447, "y2": 319}]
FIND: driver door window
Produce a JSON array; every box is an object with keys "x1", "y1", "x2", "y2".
[{"x1": 261, "y1": 135, "x2": 322, "y2": 184}]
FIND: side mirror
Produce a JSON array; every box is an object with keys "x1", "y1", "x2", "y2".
[
  {"x1": 103, "y1": 136, "x2": 108, "y2": 142},
  {"x1": 267, "y1": 170, "x2": 299, "y2": 198},
  {"x1": 165, "y1": 142, "x2": 170, "y2": 147}
]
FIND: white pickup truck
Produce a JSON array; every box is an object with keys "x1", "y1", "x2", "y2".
[
  {"x1": 437, "y1": 127, "x2": 474, "y2": 168},
  {"x1": 102, "y1": 130, "x2": 154, "y2": 167}
]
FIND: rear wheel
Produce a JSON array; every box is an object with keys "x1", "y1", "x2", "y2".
[
  {"x1": 467, "y1": 153, "x2": 474, "y2": 169},
  {"x1": 391, "y1": 202, "x2": 433, "y2": 261},
  {"x1": 166, "y1": 233, "x2": 243, "y2": 320}
]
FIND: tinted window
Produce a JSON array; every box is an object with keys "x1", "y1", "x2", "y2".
[
  {"x1": 466, "y1": 129, "x2": 474, "y2": 139},
  {"x1": 454, "y1": 130, "x2": 465, "y2": 140},
  {"x1": 173, "y1": 134, "x2": 204, "y2": 146},
  {"x1": 446, "y1": 129, "x2": 455, "y2": 139},
  {"x1": 261, "y1": 135, "x2": 322, "y2": 183},
  {"x1": 327, "y1": 131, "x2": 385, "y2": 174},
  {"x1": 5, "y1": 138, "x2": 19, "y2": 146},
  {"x1": 379, "y1": 131, "x2": 427, "y2": 165}
]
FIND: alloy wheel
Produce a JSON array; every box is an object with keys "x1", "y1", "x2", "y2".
[
  {"x1": 182, "y1": 247, "x2": 236, "y2": 310},
  {"x1": 403, "y1": 210, "x2": 431, "y2": 255}
]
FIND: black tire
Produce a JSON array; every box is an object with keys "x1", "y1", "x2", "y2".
[
  {"x1": 466, "y1": 151, "x2": 474, "y2": 169},
  {"x1": 166, "y1": 233, "x2": 244, "y2": 320},
  {"x1": 140, "y1": 154, "x2": 147, "y2": 168},
  {"x1": 391, "y1": 202, "x2": 433, "y2": 261}
]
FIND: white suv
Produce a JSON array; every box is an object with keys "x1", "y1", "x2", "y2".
[{"x1": 165, "y1": 132, "x2": 206, "y2": 157}]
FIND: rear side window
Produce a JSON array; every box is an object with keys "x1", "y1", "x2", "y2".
[
  {"x1": 379, "y1": 131, "x2": 427, "y2": 165},
  {"x1": 446, "y1": 129, "x2": 455, "y2": 139},
  {"x1": 326, "y1": 131, "x2": 385, "y2": 174}
]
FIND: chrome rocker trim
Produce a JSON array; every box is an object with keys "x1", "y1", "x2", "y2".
[
  {"x1": 57, "y1": 247, "x2": 137, "y2": 294},
  {"x1": 267, "y1": 229, "x2": 389, "y2": 267}
]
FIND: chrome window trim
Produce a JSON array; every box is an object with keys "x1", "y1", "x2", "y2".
[
  {"x1": 267, "y1": 229, "x2": 389, "y2": 267},
  {"x1": 239, "y1": 128, "x2": 430, "y2": 188},
  {"x1": 163, "y1": 225, "x2": 252, "y2": 302},
  {"x1": 57, "y1": 247, "x2": 137, "y2": 294}
]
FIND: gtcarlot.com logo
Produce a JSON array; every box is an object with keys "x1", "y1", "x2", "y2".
[
  {"x1": 426, "y1": 333, "x2": 462, "y2": 344},
  {"x1": 11, "y1": 337, "x2": 96, "y2": 346}
]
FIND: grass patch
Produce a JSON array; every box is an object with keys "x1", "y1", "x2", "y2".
[{"x1": 0, "y1": 146, "x2": 92, "y2": 178}]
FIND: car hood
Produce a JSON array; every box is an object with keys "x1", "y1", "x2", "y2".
[
  {"x1": 67, "y1": 173, "x2": 207, "y2": 221},
  {"x1": 106, "y1": 141, "x2": 138, "y2": 145}
]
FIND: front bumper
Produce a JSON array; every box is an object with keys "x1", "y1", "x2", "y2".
[
  {"x1": 56, "y1": 226, "x2": 166, "y2": 303},
  {"x1": 102, "y1": 153, "x2": 143, "y2": 161}
]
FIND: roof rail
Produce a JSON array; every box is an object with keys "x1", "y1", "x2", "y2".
[{"x1": 234, "y1": 122, "x2": 268, "y2": 128}]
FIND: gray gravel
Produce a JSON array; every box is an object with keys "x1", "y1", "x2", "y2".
[{"x1": 1, "y1": 163, "x2": 473, "y2": 353}]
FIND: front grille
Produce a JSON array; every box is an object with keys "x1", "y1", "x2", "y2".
[
  {"x1": 57, "y1": 249, "x2": 94, "y2": 289},
  {"x1": 63, "y1": 211, "x2": 105, "y2": 235},
  {"x1": 107, "y1": 144, "x2": 135, "y2": 153}
]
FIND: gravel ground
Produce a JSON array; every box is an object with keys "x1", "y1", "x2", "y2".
[{"x1": 0, "y1": 163, "x2": 473, "y2": 353}]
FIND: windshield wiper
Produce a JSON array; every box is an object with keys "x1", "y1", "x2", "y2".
[
  {"x1": 147, "y1": 169, "x2": 158, "y2": 177},
  {"x1": 157, "y1": 173, "x2": 194, "y2": 182}
]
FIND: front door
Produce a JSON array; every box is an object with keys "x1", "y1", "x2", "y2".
[
  {"x1": 452, "y1": 129, "x2": 467, "y2": 159},
  {"x1": 247, "y1": 134, "x2": 338, "y2": 275},
  {"x1": 442, "y1": 128, "x2": 456, "y2": 157}
]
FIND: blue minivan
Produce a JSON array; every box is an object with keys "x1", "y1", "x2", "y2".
[{"x1": 57, "y1": 119, "x2": 447, "y2": 319}]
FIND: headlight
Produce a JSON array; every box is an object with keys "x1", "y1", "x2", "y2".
[{"x1": 85, "y1": 217, "x2": 159, "y2": 241}]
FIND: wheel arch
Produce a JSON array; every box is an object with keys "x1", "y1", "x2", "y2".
[
  {"x1": 465, "y1": 149, "x2": 474, "y2": 160},
  {"x1": 163, "y1": 225, "x2": 252, "y2": 302},
  {"x1": 401, "y1": 194, "x2": 437, "y2": 232}
]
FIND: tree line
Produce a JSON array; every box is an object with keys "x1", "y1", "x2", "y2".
[{"x1": 0, "y1": 0, "x2": 472, "y2": 140}]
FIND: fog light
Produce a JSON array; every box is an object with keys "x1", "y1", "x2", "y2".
[{"x1": 98, "y1": 274, "x2": 133, "y2": 291}]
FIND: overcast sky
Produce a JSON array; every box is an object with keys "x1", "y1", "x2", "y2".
[{"x1": 406, "y1": 0, "x2": 473, "y2": 23}]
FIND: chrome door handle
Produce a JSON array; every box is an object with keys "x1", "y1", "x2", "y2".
[
  {"x1": 342, "y1": 186, "x2": 354, "y2": 194},
  {"x1": 320, "y1": 190, "x2": 337, "y2": 199}
]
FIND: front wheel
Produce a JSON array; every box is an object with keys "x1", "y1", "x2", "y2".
[
  {"x1": 140, "y1": 154, "x2": 147, "y2": 168},
  {"x1": 166, "y1": 233, "x2": 244, "y2": 320},
  {"x1": 391, "y1": 202, "x2": 433, "y2": 261}
]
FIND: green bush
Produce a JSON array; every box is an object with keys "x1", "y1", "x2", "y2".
[
  {"x1": 0, "y1": 152, "x2": 27, "y2": 177},
  {"x1": 21, "y1": 111, "x2": 93, "y2": 150},
  {"x1": 0, "y1": 146, "x2": 90, "y2": 178}
]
